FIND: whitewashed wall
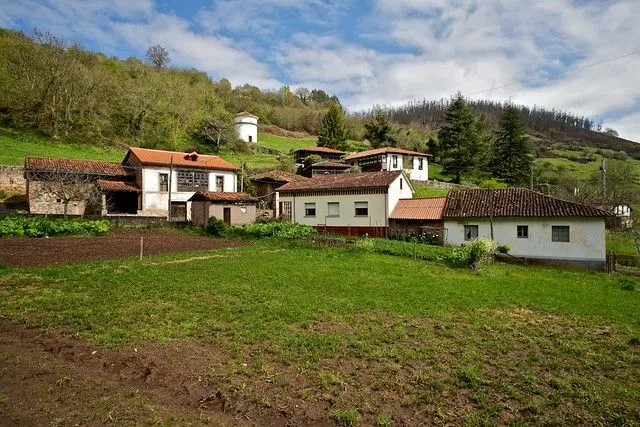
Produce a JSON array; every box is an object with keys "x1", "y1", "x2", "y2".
[
  {"x1": 387, "y1": 174, "x2": 414, "y2": 214},
  {"x1": 409, "y1": 156, "x2": 429, "y2": 181},
  {"x1": 444, "y1": 217, "x2": 606, "y2": 261},
  {"x1": 234, "y1": 115, "x2": 258, "y2": 143}
]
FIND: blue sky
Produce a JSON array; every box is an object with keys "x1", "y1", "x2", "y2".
[{"x1": 2, "y1": 0, "x2": 639, "y2": 141}]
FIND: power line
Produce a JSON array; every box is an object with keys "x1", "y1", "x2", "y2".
[{"x1": 463, "y1": 48, "x2": 640, "y2": 97}]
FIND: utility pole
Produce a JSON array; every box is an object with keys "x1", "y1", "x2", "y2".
[
  {"x1": 240, "y1": 162, "x2": 244, "y2": 192},
  {"x1": 167, "y1": 155, "x2": 173, "y2": 220},
  {"x1": 600, "y1": 158, "x2": 607, "y2": 197}
]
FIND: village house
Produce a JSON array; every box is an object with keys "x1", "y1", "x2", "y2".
[
  {"x1": 189, "y1": 191, "x2": 258, "y2": 227},
  {"x1": 293, "y1": 146, "x2": 346, "y2": 164},
  {"x1": 249, "y1": 170, "x2": 309, "y2": 211},
  {"x1": 343, "y1": 147, "x2": 431, "y2": 181},
  {"x1": 276, "y1": 170, "x2": 413, "y2": 236},
  {"x1": 389, "y1": 197, "x2": 447, "y2": 243},
  {"x1": 301, "y1": 160, "x2": 351, "y2": 178},
  {"x1": 443, "y1": 188, "x2": 612, "y2": 268},
  {"x1": 25, "y1": 147, "x2": 243, "y2": 222},
  {"x1": 234, "y1": 111, "x2": 258, "y2": 143}
]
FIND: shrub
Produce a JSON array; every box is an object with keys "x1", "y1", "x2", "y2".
[
  {"x1": 0, "y1": 215, "x2": 109, "y2": 238},
  {"x1": 328, "y1": 408, "x2": 360, "y2": 426},
  {"x1": 228, "y1": 220, "x2": 316, "y2": 239},
  {"x1": 618, "y1": 277, "x2": 636, "y2": 291},
  {"x1": 497, "y1": 244, "x2": 511, "y2": 254},
  {"x1": 205, "y1": 217, "x2": 228, "y2": 237},
  {"x1": 447, "y1": 237, "x2": 497, "y2": 270}
]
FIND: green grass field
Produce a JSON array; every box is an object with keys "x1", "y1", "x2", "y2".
[
  {"x1": 0, "y1": 126, "x2": 123, "y2": 165},
  {"x1": 1, "y1": 238, "x2": 639, "y2": 424},
  {"x1": 257, "y1": 132, "x2": 316, "y2": 152}
]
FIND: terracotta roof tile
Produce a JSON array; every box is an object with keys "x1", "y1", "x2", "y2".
[
  {"x1": 277, "y1": 171, "x2": 402, "y2": 192},
  {"x1": 295, "y1": 146, "x2": 346, "y2": 155},
  {"x1": 97, "y1": 180, "x2": 140, "y2": 192},
  {"x1": 189, "y1": 191, "x2": 257, "y2": 203},
  {"x1": 344, "y1": 147, "x2": 432, "y2": 161},
  {"x1": 25, "y1": 157, "x2": 131, "y2": 176},
  {"x1": 249, "y1": 170, "x2": 309, "y2": 183},
  {"x1": 390, "y1": 197, "x2": 446, "y2": 220},
  {"x1": 309, "y1": 161, "x2": 351, "y2": 168},
  {"x1": 444, "y1": 188, "x2": 613, "y2": 218},
  {"x1": 126, "y1": 147, "x2": 237, "y2": 171}
]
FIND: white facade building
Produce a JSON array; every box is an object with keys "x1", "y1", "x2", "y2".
[
  {"x1": 276, "y1": 170, "x2": 413, "y2": 236},
  {"x1": 344, "y1": 147, "x2": 431, "y2": 181},
  {"x1": 234, "y1": 111, "x2": 258, "y2": 143},
  {"x1": 443, "y1": 188, "x2": 611, "y2": 268},
  {"x1": 123, "y1": 147, "x2": 238, "y2": 221}
]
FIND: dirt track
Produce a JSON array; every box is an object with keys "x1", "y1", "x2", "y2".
[{"x1": 0, "y1": 229, "x2": 250, "y2": 267}]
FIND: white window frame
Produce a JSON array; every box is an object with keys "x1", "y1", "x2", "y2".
[
  {"x1": 517, "y1": 225, "x2": 528, "y2": 239},
  {"x1": 305, "y1": 202, "x2": 316, "y2": 217},
  {"x1": 552, "y1": 225, "x2": 570, "y2": 242},
  {"x1": 159, "y1": 173, "x2": 169, "y2": 192},
  {"x1": 392, "y1": 155, "x2": 398, "y2": 168},
  {"x1": 280, "y1": 201, "x2": 292, "y2": 220},
  {"x1": 464, "y1": 225, "x2": 479, "y2": 241},
  {"x1": 354, "y1": 201, "x2": 368, "y2": 217},
  {"x1": 327, "y1": 202, "x2": 340, "y2": 217}
]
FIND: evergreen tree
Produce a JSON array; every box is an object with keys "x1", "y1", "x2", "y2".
[
  {"x1": 489, "y1": 105, "x2": 532, "y2": 185},
  {"x1": 364, "y1": 113, "x2": 396, "y2": 148},
  {"x1": 317, "y1": 104, "x2": 347, "y2": 150},
  {"x1": 437, "y1": 93, "x2": 482, "y2": 183}
]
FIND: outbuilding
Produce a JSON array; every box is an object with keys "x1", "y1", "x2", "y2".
[
  {"x1": 189, "y1": 191, "x2": 257, "y2": 227},
  {"x1": 234, "y1": 111, "x2": 259, "y2": 143}
]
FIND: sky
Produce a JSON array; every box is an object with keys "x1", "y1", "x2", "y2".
[{"x1": 2, "y1": 0, "x2": 639, "y2": 141}]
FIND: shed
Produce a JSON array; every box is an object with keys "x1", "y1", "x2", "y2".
[
  {"x1": 189, "y1": 191, "x2": 257, "y2": 227},
  {"x1": 389, "y1": 197, "x2": 446, "y2": 242},
  {"x1": 234, "y1": 111, "x2": 258, "y2": 143}
]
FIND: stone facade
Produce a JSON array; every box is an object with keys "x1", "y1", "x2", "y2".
[{"x1": 0, "y1": 166, "x2": 26, "y2": 194}]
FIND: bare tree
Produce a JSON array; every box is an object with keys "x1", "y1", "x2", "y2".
[
  {"x1": 604, "y1": 128, "x2": 619, "y2": 137},
  {"x1": 32, "y1": 171, "x2": 102, "y2": 217},
  {"x1": 145, "y1": 44, "x2": 170, "y2": 68}
]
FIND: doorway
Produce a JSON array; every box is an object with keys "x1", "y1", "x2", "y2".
[{"x1": 223, "y1": 207, "x2": 231, "y2": 225}]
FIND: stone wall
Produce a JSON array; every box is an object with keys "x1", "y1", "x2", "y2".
[{"x1": 0, "y1": 166, "x2": 26, "y2": 194}]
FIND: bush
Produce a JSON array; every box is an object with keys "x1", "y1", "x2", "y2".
[
  {"x1": 447, "y1": 237, "x2": 497, "y2": 270},
  {"x1": 228, "y1": 220, "x2": 317, "y2": 239},
  {"x1": 205, "y1": 217, "x2": 228, "y2": 237},
  {"x1": 497, "y1": 244, "x2": 511, "y2": 254},
  {"x1": 618, "y1": 277, "x2": 637, "y2": 291},
  {"x1": 0, "y1": 215, "x2": 109, "y2": 238}
]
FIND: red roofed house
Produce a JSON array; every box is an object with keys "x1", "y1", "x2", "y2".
[
  {"x1": 276, "y1": 170, "x2": 413, "y2": 236},
  {"x1": 443, "y1": 188, "x2": 612, "y2": 268},
  {"x1": 389, "y1": 197, "x2": 446, "y2": 243},
  {"x1": 25, "y1": 147, "x2": 245, "y2": 222},
  {"x1": 249, "y1": 170, "x2": 309, "y2": 211},
  {"x1": 344, "y1": 147, "x2": 432, "y2": 181},
  {"x1": 189, "y1": 191, "x2": 258, "y2": 227}
]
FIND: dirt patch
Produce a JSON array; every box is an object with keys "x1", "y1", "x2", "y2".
[
  {"x1": 260, "y1": 124, "x2": 316, "y2": 140},
  {"x1": 0, "y1": 229, "x2": 250, "y2": 267}
]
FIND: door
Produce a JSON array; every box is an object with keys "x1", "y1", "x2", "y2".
[
  {"x1": 223, "y1": 207, "x2": 231, "y2": 225},
  {"x1": 170, "y1": 202, "x2": 187, "y2": 222}
]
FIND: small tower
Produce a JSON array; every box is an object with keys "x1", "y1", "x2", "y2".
[{"x1": 234, "y1": 111, "x2": 258, "y2": 143}]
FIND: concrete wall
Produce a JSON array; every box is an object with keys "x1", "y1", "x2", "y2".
[
  {"x1": 140, "y1": 166, "x2": 237, "y2": 219},
  {"x1": 234, "y1": 115, "x2": 258, "y2": 143},
  {"x1": 444, "y1": 217, "x2": 606, "y2": 262},
  {"x1": 0, "y1": 166, "x2": 26, "y2": 194},
  {"x1": 387, "y1": 174, "x2": 414, "y2": 214},
  {"x1": 191, "y1": 201, "x2": 256, "y2": 227}
]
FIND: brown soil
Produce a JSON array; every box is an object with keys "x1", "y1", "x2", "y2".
[
  {"x1": 0, "y1": 318, "x2": 297, "y2": 425},
  {"x1": 0, "y1": 229, "x2": 250, "y2": 267}
]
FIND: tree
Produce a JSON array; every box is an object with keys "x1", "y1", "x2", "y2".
[
  {"x1": 488, "y1": 105, "x2": 532, "y2": 185},
  {"x1": 364, "y1": 114, "x2": 396, "y2": 148},
  {"x1": 190, "y1": 107, "x2": 234, "y2": 153},
  {"x1": 604, "y1": 128, "x2": 619, "y2": 137},
  {"x1": 31, "y1": 170, "x2": 102, "y2": 218},
  {"x1": 303, "y1": 154, "x2": 323, "y2": 168},
  {"x1": 317, "y1": 104, "x2": 347, "y2": 150},
  {"x1": 294, "y1": 87, "x2": 310, "y2": 104},
  {"x1": 145, "y1": 44, "x2": 170, "y2": 68},
  {"x1": 437, "y1": 94, "x2": 482, "y2": 183}
]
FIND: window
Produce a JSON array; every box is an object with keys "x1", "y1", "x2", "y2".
[
  {"x1": 418, "y1": 158, "x2": 424, "y2": 170},
  {"x1": 400, "y1": 178, "x2": 403, "y2": 189},
  {"x1": 464, "y1": 225, "x2": 479, "y2": 241},
  {"x1": 327, "y1": 202, "x2": 340, "y2": 217},
  {"x1": 355, "y1": 201, "x2": 368, "y2": 216},
  {"x1": 248, "y1": 135, "x2": 253, "y2": 142},
  {"x1": 517, "y1": 225, "x2": 528, "y2": 238},
  {"x1": 280, "y1": 201, "x2": 292, "y2": 220},
  {"x1": 392, "y1": 155, "x2": 398, "y2": 168},
  {"x1": 552, "y1": 226, "x2": 570, "y2": 242},
  {"x1": 216, "y1": 175, "x2": 224, "y2": 192},
  {"x1": 159, "y1": 173, "x2": 169, "y2": 192},
  {"x1": 305, "y1": 202, "x2": 316, "y2": 217},
  {"x1": 177, "y1": 170, "x2": 208, "y2": 192}
]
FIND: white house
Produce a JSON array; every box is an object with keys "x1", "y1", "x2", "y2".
[
  {"x1": 344, "y1": 147, "x2": 431, "y2": 181},
  {"x1": 122, "y1": 147, "x2": 238, "y2": 221},
  {"x1": 276, "y1": 170, "x2": 413, "y2": 236},
  {"x1": 443, "y1": 188, "x2": 612, "y2": 269},
  {"x1": 234, "y1": 111, "x2": 258, "y2": 143}
]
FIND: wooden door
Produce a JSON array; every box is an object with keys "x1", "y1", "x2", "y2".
[{"x1": 223, "y1": 207, "x2": 231, "y2": 225}]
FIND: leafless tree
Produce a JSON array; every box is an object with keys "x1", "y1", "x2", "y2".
[
  {"x1": 32, "y1": 171, "x2": 102, "y2": 217},
  {"x1": 145, "y1": 44, "x2": 170, "y2": 68}
]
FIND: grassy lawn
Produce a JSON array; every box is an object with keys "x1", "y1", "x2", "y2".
[
  {"x1": 412, "y1": 183, "x2": 449, "y2": 197},
  {"x1": 0, "y1": 126, "x2": 123, "y2": 165},
  {"x1": 607, "y1": 230, "x2": 640, "y2": 256},
  {"x1": 258, "y1": 132, "x2": 316, "y2": 152},
  {"x1": 1, "y1": 239, "x2": 639, "y2": 424}
]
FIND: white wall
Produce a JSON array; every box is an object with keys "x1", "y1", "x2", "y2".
[
  {"x1": 141, "y1": 166, "x2": 237, "y2": 219},
  {"x1": 409, "y1": 156, "x2": 429, "y2": 181},
  {"x1": 234, "y1": 115, "x2": 258, "y2": 143},
  {"x1": 387, "y1": 173, "x2": 413, "y2": 215},
  {"x1": 444, "y1": 217, "x2": 606, "y2": 261}
]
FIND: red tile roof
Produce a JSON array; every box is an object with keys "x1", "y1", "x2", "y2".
[
  {"x1": 444, "y1": 188, "x2": 613, "y2": 218},
  {"x1": 97, "y1": 180, "x2": 140, "y2": 192},
  {"x1": 189, "y1": 191, "x2": 257, "y2": 203},
  {"x1": 249, "y1": 170, "x2": 309, "y2": 183},
  {"x1": 125, "y1": 147, "x2": 237, "y2": 171},
  {"x1": 308, "y1": 161, "x2": 351, "y2": 168},
  {"x1": 277, "y1": 171, "x2": 402, "y2": 192},
  {"x1": 295, "y1": 146, "x2": 346, "y2": 155},
  {"x1": 390, "y1": 197, "x2": 446, "y2": 220},
  {"x1": 344, "y1": 147, "x2": 432, "y2": 161},
  {"x1": 25, "y1": 157, "x2": 131, "y2": 176}
]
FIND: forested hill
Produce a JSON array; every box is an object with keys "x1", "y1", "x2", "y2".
[{"x1": 358, "y1": 99, "x2": 640, "y2": 160}]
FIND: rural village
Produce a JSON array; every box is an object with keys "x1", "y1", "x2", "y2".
[{"x1": 1, "y1": 3, "x2": 640, "y2": 426}]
